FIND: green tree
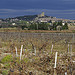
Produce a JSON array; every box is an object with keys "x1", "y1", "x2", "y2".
[
  {"x1": 28, "y1": 22, "x2": 49, "y2": 30},
  {"x1": 17, "y1": 21, "x2": 29, "y2": 30},
  {"x1": 38, "y1": 22, "x2": 48, "y2": 30},
  {"x1": 58, "y1": 21, "x2": 62, "y2": 26},
  {"x1": 53, "y1": 22, "x2": 58, "y2": 30},
  {"x1": 62, "y1": 23, "x2": 68, "y2": 30},
  {"x1": 28, "y1": 23, "x2": 37, "y2": 30}
]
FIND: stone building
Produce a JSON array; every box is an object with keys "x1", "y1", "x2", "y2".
[{"x1": 38, "y1": 12, "x2": 45, "y2": 17}]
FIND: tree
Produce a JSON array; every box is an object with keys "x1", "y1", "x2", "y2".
[
  {"x1": 38, "y1": 22, "x2": 48, "y2": 30},
  {"x1": 16, "y1": 21, "x2": 29, "y2": 30},
  {"x1": 28, "y1": 23, "x2": 37, "y2": 30},
  {"x1": 56, "y1": 26, "x2": 62, "y2": 31},
  {"x1": 58, "y1": 21, "x2": 62, "y2": 26},
  {"x1": 62, "y1": 23, "x2": 68, "y2": 30},
  {"x1": 28, "y1": 22, "x2": 49, "y2": 30},
  {"x1": 53, "y1": 22, "x2": 58, "y2": 30}
]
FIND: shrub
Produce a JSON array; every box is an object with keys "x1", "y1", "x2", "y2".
[
  {"x1": 4, "y1": 63, "x2": 10, "y2": 68},
  {"x1": 24, "y1": 58, "x2": 29, "y2": 63},
  {"x1": 2, "y1": 70, "x2": 8, "y2": 75},
  {"x1": 1, "y1": 55, "x2": 13, "y2": 63}
]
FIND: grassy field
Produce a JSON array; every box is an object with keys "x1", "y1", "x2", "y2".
[
  {"x1": 0, "y1": 32, "x2": 75, "y2": 75},
  {"x1": 0, "y1": 28, "x2": 75, "y2": 33}
]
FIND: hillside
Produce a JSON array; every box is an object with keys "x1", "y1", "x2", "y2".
[{"x1": 15, "y1": 15, "x2": 38, "y2": 21}]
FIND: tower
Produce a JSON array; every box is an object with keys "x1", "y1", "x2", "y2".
[
  {"x1": 38, "y1": 12, "x2": 45, "y2": 17},
  {"x1": 41, "y1": 12, "x2": 44, "y2": 17}
]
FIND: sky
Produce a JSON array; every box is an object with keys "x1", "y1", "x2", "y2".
[{"x1": 0, "y1": 0, "x2": 75, "y2": 19}]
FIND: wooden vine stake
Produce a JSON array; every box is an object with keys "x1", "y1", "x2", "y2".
[
  {"x1": 68, "y1": 44, "x2": 69, "y2": 53},
  {"x1": 51, "y1": 44, "x2": 53, "y2": 53},
  {"x1": 15, "y1": 47, "x2": 18, "y2": 57},
  {"x1": 54, "y1": 52, "x2": 58, "y2": 75},
  {"x1": 34, "y1": 47, "x2": 36, "y2": 56},
  {"x1": 54, "y1": 52, "x2": 58, "y2": 68},
  {"x1": 65, "y1": 72, "x2": 67, "y2": 75},
  {"x1": 70, "y1": 44, "x2": 72, "y2": 61},
  {"x1": 70, "y1": 44, "x2": 72, "y2": 56},
  {"x1": 20, "y1": 45, "x2": 23, "y2": 61}
]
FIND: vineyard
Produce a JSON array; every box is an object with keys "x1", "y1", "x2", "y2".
[{"x1": 0, "y1": 32, "x2": 75, "y2": 75}]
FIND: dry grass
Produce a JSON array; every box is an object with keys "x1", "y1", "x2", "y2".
[
  {"x1": 0, "y1": 28, "x2": 75, "y2": 33},
  {"x1": 0, "y1": 32, "x2": 75, "y2": 75}
]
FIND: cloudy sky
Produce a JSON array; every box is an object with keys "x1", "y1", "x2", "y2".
[{"x1": 0, "y1": 0, "x2": 75, "y2": 19}]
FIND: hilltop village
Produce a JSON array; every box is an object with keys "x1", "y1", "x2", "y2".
[{"x1": 0, "y1": 12, "x2": 75, "y2": 30}]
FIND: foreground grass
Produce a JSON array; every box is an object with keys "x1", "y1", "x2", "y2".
[{"x1": 0, "y1": 37, "x2": 75, "y2": 75}]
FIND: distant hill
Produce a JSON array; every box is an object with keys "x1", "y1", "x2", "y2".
[
  {"x1": 14, "y1": 15, "x2": 38, "y2": 21},
  {"x1": 4, "y1": 12, "x2": 54, "y2": 22}
]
